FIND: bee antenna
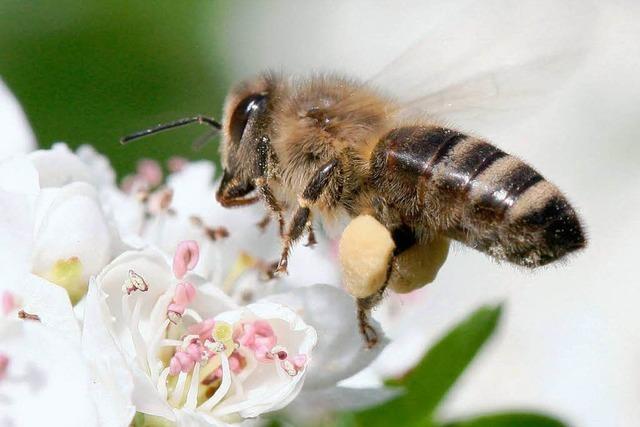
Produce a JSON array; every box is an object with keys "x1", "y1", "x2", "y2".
[{"x1": 120, "y1": 115, "x2": 222, "y2": 144}]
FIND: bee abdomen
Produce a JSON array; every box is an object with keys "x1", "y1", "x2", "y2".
[{"x1": 371, "y1": 126, "x2": 586, "y2": 267}]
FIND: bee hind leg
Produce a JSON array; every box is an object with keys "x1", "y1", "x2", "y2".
[{"x1": 356, "y1": 279, "x2": 389, "y2": 348}]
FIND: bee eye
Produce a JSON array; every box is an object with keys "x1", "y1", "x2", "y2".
[{"x1": 229, "y1": 93, "x2": 267, "y2": 143}]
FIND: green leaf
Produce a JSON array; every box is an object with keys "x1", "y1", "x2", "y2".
[
  {"x1": 439, "y1": 411, "x2": 568, "y2": 427},
  {"x1": 353, "y1": 304, "x2": 503, "y2": 427}
]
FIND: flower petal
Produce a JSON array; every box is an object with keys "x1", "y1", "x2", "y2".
[
  {"x1": 82, "y1": 279, "x2": 137, "y2": 427},
  {"x1": 266, "y1": 284, "x2": 387, "y2": 389},
  {"x1": 19, "y1": 273, "x2": 81, "y2": 340},
  {"x1": 76, "y1": 144, "x2": 117, "y2": 189},
  {"x1": 0, "y1": 78, "x2": 36, "y2": 159},
  {"x1": 0, "y1": 318, "x2": 99, "y2": 426},
  {"x1": 28, "y1": 143, "x2": 94, "y2": 188},
  {"x1": 0, "y1": 162, "x2": 37, "y2": 284},
  {"x1": 95, "y1": 247, "x2": 174, "y2": 343},
  {"x1": 31, "y1": 182, "x2": 113, "y2": 285}
]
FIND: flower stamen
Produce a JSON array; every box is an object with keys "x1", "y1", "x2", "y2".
[
  {"x1": 185, "y1": 362, "x2": 201, "y2": 409},
  {"x1": 170, "y1": 371, "x2": 188, "y2": 406},
  {"x1": 123, "y1": 269, "x2": 149, "y2": 294},
  {"x1": 167, "y1": 282, "x2": 196, "y2": 324},
  {"x1": 198, "y1": 352, "x2": 231, "y2": 411},
  {"x1": 17, "y1": 309, "x2": 40, "y2": 322},
  {"x1": 173, "y1": 241, "x2": 200, "y2": 280}
]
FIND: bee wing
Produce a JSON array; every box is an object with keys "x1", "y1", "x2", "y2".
[{"x1": 368, "y1": 0, "x2": 596, "y2": 132}]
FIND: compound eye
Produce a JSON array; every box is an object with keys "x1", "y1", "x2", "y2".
[{"x1": 229, "y1": 93, "x2": 267, "y2": 143}]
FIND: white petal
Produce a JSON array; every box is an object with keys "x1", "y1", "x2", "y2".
[
  {"x1": 189, "y1": 282, "x2": 240, "y2": 318},
  {"x1": 20, "y1": 274, "x2": 81, "y2": 340},
  {"x1": 129, "y1": 367, "x2": 176, "y2": 421},
  {"x1": 85, "y1": 273, "x2": 175, "y2": 422},
  {"x1": 266, "y1": 284, "x2": 387, "y2": 389},
  {"x1": 0, "y1": 318, "x2": 99, "y2": 427},
  {"x1": 28, "y1": 143, "x2": 93, "y2": 188},
  {"x1": 0, "y1": 167, "x2": 37, "y2": 284},
  {"x1": 0, "y1": 155, "x2": 40, "y2": 196},
  {"x1": 82, "y1": 279, "x2": 136, "y2": 427},
  {"x1": 174, "y1": 409, "x2": 232, "y2": 427},
  {"x1": 94, "y1": 247, "x2": 174, "y2": 343},
  {"x1": 76, "y1": 144, "x2": 117, "y2": 189},
  {"x1": 31, "y1": 182, "x2": 112, "y2": 282},
  {"x1": 282, "y1": 234, "x2": 342, "y2": 289},
  {"x1": 99, "y1": 186, "x2": 145, "y2": 242},
  {"x1": 370, "y1": 291, "x2": 434, "y2": 379},
  {"x1": 0, "y1": 79, "x2": 36, "y2": 158}
]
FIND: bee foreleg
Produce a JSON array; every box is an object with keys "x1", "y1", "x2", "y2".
[
  {"x1": 275, "y1": 159, "x2": 340, "y2": 275},
  {"x1": 255, "y1": 136, "x2": 286, "y2": 237},
  {"x1": 255, "y1": 178, "x2": 286, "y2": 237}
]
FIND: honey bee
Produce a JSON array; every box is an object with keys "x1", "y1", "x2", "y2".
[{"x1": 121, "y1": 0, "x2": 590, "y2": 346}]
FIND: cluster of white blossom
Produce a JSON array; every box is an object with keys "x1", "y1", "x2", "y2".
[{"x1": 0, "y1": 79, "x2": 431, "y2": 427}]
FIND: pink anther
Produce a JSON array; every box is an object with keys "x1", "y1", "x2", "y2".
[
  {"x1": 172, "y1": 240, "x2": 200, "y2": 279},
  {"x1": 167, "y1": 282, "x2": 196, "y2": 323},
  {"x1": 169, "y1": 350, "x2": 196, "y2": 376},
  {"x1": 188, "y1": 318, "x2": 216, "y2": 340},
  {"x1": 237, "y1": 320, "x2": 277, "y2": 362}
]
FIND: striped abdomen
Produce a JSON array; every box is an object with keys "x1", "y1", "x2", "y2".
[{"x1": 369, "y1": 126, "x2": 586, "y2": 267}]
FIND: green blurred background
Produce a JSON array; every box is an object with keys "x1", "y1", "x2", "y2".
[{"x1": 0, "y1": 0, "x2": 230, "y2": 177}]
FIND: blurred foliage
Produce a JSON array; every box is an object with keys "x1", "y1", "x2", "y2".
[{"x1": 0, "y1": 0, "x2": 230, "y2": 178}]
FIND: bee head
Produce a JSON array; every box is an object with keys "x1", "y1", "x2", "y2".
[{"x1": 217, "y1": 75, "x2": 276, "y2": 207}]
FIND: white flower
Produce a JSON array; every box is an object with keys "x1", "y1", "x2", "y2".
[
  {"x1": 0, "y1": 270, "x2": 134, "y2": 427},
  {"x1": 0, "y1": 146, "x2": 126, "y2": 303},
  {"x1": 0, "y1": 317, "x2": 99, "y2": 426},
  {"x1": 84, "y1": 243, "x2": 317, "y2": 426},
  {"x1": 0, "y1": 78, "x2": 36, "y2": 159}
]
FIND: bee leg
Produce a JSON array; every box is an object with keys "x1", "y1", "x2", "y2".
[
  {"x1": 255, "y1": 179, "x2": 286, "y2": 237},
  {"x1": 354, "y1": 253, "x2": 395, "y2": 348},
  {"x1": 356, "y1": 285, "x2": 387, "y2": 349},
  {"x1": 275, "y1": 159, "x2": 340, "y2": 274},
  {"x1": 275, "y1": 206, "x2": 310, "y2": 274},
  {"x1": 304, "y1": 222, "x2": 317, "y2": 247},
  {"x1": 254, "y1": 136, "x2": 286, "y2": 237}
]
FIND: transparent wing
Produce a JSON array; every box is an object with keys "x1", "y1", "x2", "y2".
[{"x1": 368, "y1": 0, "x2": 597, "y2": 132}]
